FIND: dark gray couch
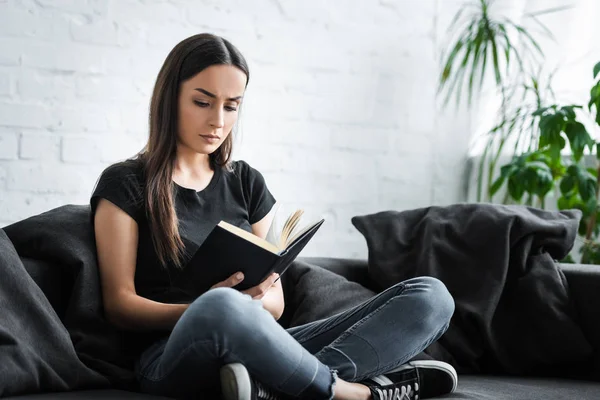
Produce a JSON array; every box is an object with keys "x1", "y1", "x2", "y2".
[{"x1": 5, "y1": 256, "x2": 600, "y2": 400}]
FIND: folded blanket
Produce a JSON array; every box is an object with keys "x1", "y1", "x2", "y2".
[{"x1": 352, "y1": 203, "x2": 594, "y2": 376}]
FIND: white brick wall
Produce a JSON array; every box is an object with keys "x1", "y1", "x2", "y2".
[{"x1": 0, "y1": 0, "x2": 471, "y2": 259}]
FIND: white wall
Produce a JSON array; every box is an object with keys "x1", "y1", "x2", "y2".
[{"x1": 0, "y1": 0, "x2": 471, "y2": 259}]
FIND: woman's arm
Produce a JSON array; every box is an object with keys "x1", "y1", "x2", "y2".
[
  {"x1": 250, "y1": 206, "x2": 285, "y2": 320},
  {"x1": 94, "y1": 198, "x2": 188, "y2": 331}
]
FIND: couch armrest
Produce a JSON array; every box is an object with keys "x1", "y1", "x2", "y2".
[{"x1": 560, "y1": 263, "x2": 600, "y2": 372}]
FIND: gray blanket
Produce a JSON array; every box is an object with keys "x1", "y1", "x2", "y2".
[{"x1": 351, "y1": 204, "x2": 594, "y2": 377}]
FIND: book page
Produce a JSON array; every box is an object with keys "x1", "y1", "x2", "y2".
[
  {"x1": 265, "y1": 202, "x2": 283, "y2": 248},
  {"x1": 218, "y1": 221, "x2": 280, "y2": 254},
  {"x1": 279, "y1": 209, "x2": 304, "y2": 249},
  {"x1": 284, "y1": 218, "x2": 323, "y2": 249},
  {"x1": 264, "y1": 203, "x2": 322, "y2": 251}
]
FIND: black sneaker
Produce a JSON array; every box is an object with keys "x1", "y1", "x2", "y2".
[
  {"x1": 366, "y1": 360, "x2": 457, "y2": 399},
  {"x1": 220, "y1": 363, "x2": 281, "y2": 400},
  {"x1": 366, "y1": 366, "x2": 420, "y2": 400}
]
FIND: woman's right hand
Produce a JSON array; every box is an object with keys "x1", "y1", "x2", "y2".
[{"x1": 210, "y1": 272, "x2": 245, "y2": 290}]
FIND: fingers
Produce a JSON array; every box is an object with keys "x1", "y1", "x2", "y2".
[
  {"x1": 242, "y1": 273, "x2": 279, "y2": 299},
  {"x1": 265, "y1": 272, "x2": 280, "y2": 286},
  {"x1": 211, "y1": 272, "x2": 244, "y2": 289}
]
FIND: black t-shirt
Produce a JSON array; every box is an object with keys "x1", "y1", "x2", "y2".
[{"x1": 90, "y1": 158, "x2": 277, "y2": 305}]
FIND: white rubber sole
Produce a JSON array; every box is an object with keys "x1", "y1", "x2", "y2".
[
  {"x1": 391, "y1": 360, "x2": 458, "y2": 393},
  {"x1": 220, "y1": 363, "x2": 253, "y2": 400}
]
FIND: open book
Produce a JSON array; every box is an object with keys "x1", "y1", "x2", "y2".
[
  {"x1": 175, "y1": 206, "x2": 324, "y2": 296},
  {"x1": 218, "y1": 207, "x2": 321, "y2": 255}
]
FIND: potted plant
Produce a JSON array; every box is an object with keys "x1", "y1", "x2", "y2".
[
  {"x1": 490, "y1": 62, "x2": 600, "y2": 263},
  {"x1": 438, "y1": 0, "x2": 568, "y2": 202}
]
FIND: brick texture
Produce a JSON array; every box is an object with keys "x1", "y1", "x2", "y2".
[{"x1": 0, "y1": 0, "x2": 471, "y2": 259}]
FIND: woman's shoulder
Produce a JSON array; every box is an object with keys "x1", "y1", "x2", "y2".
[
  {"x1": 94, "y1": 158, "x2": 145, "y2": 199},
  {"x1": 228, "y1": 159, "x2": 263, "y2": 179},
  {"x1": 98, "y1": 158, "x2": 145, "y2": 185},
  {"x1": 91, "y1": 158, "x2": 145, "y2": 219}
]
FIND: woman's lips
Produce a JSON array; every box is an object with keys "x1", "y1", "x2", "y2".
[{"x1": 199, "y1": 135, "x2": 220, "y2": 143}]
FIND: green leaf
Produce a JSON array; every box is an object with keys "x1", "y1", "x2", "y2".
[
  {"x1": 564, "y1": 121, "x2": 593, "y2": 162},
  {"x1": 594, "y1": 61, "x2": 600, "y2": 79},
  {"x1": 560, "y1": 105, "x2": 582, "y2": 120},
  {"x1": 538, "y1": 111, "x2": 566, "y2": 157},
  {"x1": 557, "y1": 196, "x2": 571, "y2": 210},
  {"x1": 589, "y1": 82, "x2": 600, "y2": 125},
  {"x1": 532, "y1": 106, "x2": 551, "y2": 117},
  {"x1": 440, "y1": 39, "x2": 465, "y2": 86},
  {"x1": 579, "y1": 217, "x2": 588, "y2": 236},
  {"x1": 467, "y1": 27, "x2": 483, "y2": 105},
  {"x1": 513, "y1": 24, "x2": 543, "y2": 55},
  {"x1": 496, "y1": 24, "x2": 513, "y2": 72},
  {"x1": 566, "y1": 164, "x2": 580, "y2": 177},
  {"x1": 489, "y1": 175, "x2": 505, "y2": 197},
  {"x1": 560, "y1": 175, "x2": 576, "y2": 195},
  {"x1": 578, "y1": 175, "x2": 597, "y2": 201},
  {"x1": 489, "y1": 32, "x2": 502, "y2": 86},
  {"x1": 447, "y1": 7, "x2": 467, "y2": 34},
  {"x1": 508, "y1": 177, "x2": 525, "y2": 201},
  {"x1": 536, "y1": 170, "x2": 554, "y2": 197},
  {"x1": 499, "y1": 163, "x2": 517, "y2": 178}
]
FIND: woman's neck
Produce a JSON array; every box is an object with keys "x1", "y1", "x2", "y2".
[{"x1": 173, "y1": 145, "x2": 213, "y2": 187}]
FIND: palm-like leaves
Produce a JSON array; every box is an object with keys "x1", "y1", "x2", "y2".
[{"x1": 439, "y1": 0, "x2": 548, "y2": 107}]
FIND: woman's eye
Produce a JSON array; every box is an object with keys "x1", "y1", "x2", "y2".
[
  {"x1": 194, "y1": 101, "x2": 209, "y2": 108},
  {"x1": 225, "y1": 105, "x2": 238, "y2": 112}
]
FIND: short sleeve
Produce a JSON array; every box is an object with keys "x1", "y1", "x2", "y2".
[
  {"x1": 241, "y1": 162, "x2": 277, "y2": 224},
  {"x1": 90, "y1": 160, "x2": 145, "y2": 223}
]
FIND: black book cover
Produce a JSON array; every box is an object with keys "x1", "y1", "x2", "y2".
[{"x1": 174, "y1": 219, "x2": 324, "y2": 297}]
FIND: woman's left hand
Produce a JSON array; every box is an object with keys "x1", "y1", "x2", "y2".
[{"x1": 241, "y1": 272, "x2": 279, "y2": 300}]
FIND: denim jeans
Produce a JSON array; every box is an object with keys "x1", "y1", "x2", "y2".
[{"x1": 135, "y1": 277, "x2": 455, "y2": 399}]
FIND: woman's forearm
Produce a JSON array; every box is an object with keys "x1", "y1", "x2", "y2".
[{"x1": 106, "y1": 292, "x2": 189, "y2": 331}]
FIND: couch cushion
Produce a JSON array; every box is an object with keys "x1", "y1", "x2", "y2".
[
  {"x1": 3, "y1": 205, "x2": 138, "y2": 389},
  {"x1": 0, "y1": 229, "x2": 109, "y2": 398},
  {"x1": 279, "y1": 259, "x2": 376, "y2": 328},
  {"x1": 21, "y1": 257, "x2": 72, "y2": 320},
  {"x1": 438, "y1": 375, "x2": 600, "y2": 399},
  {"x1": 5, "y1": 390, "x2": 171, "y2": 399}
]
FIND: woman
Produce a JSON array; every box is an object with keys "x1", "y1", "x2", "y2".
[{"x1": 91, "y1": 33, "x2": 458, "y2": 400}]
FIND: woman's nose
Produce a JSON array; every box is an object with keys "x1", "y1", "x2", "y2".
[{"x1": 209, "y1": 108, "x2": 225, "y2": 128}]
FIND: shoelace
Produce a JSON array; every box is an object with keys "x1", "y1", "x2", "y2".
[
  {"x1": 374, "y1": 383, "x2": 417, "y2": 400},
  {"x1": 256, "y1": 381, "x2": 279, "y2": 400}
]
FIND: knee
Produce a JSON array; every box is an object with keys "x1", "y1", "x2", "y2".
[
  {"x1": 407, "y1": 277, "x2": 455, "y2": 332},
  {"x1": 184, "y1": 287, "x2": 257, "y2": 332}
]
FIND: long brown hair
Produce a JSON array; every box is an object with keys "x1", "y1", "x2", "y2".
[{"x1": 138, "y1": 33, "x2": 249, "y2": 268}]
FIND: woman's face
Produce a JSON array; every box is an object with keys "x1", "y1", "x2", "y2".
[{"x1": 177, "y1": 64, "x2": 247, "y2": 156}]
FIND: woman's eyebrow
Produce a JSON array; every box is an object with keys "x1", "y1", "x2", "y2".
[{"x1": 194, "y1": 88, "x2": 243, "y2": 101}]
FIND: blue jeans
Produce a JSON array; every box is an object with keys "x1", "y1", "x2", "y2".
[{"x1": 135, "y1": 277, "x2": 454, "y2": 399}]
